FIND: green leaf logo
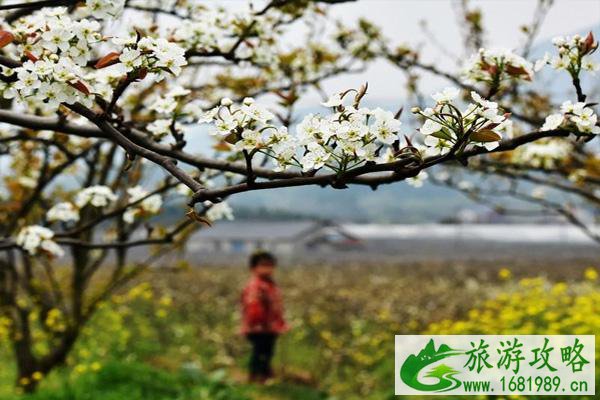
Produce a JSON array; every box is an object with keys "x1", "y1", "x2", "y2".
[{"x1": 400, "y1": 339, "x2": 464, "y2": 392}]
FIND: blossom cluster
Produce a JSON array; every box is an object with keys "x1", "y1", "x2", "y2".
[
  {"x1": 540, "y1": 101, "x2": 600, "y2": 135},
  {"x1": 15, "y1": 184, "x2": 165, "y2": 257},
  {"x1": 110, "y1": 36, "x2": 188, "y2": 77},
  {"x1": 146, "y1": 86, "x2": 193, "y2": 139},
  {"x1": 170, "y1": 5, "x2": 279, "y2": 64},
  {"x1": 265, "y1": 42, "x2": 344, "y2": 87},
  {"x1": 463, "y1": 48, "x2": 534, "y2": 87},
  {"x1": 1, "y1": 9, "x2": 101, "y2": 111},
  {"x1": 535, "y1": 33, "x2": 599, "y2": 75},
  {"x1": 47, "y1": 202, "x2": 80, "y2": 223},
  {"x1": 123, "y1": 186, "x2": 163, "y2": 224},
  {"x1": 513, "y1": 139, "x2": 572, "y2": 169},
  {"x1": 334, "y1": 19, "x2": 383, "y2": 61},
  {"x1": 16, "y1": 225, "x2": 64, "y2": 258},
  {"x1": 75, "y1": 185, "x2": 118, "y2": 208},
  {"x1": 200, "y1": 92, "x2": 403, "y2": 172},
  {"x1": 205, "y1": 202, "x2": 235, "y2": 222},
  {"x1": 415, "y1": 88, "x2": 513, "y2": 153},
  {"x1": 80, "y1": 0, "x2": 126, "y2": 20},
  {"x1": 0, "y1": 7, "x2": 188, "y2": 113}
]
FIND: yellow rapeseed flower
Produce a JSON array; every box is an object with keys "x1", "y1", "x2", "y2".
[
  {"x1": 74, "y1": 364, "x2": 88, "y2": 374},
  {"x1": 584, "y1": 267, "x2": 598, "y2": 281},
  {"x1": 498, "y1": 268, "x2": 512, "y2": 280}
]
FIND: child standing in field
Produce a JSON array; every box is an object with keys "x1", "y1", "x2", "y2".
[{"x1": 241, "y1": 251, "x2": 288, "y2": 383}]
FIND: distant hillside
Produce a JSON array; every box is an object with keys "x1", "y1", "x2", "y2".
[{"x1": 228, "y1": 180, "x2": 475, "y2": 223}]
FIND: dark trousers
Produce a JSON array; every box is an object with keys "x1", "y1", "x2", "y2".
[{"x1": 247, "y1": 333, "x2": 277, "y2": 378}]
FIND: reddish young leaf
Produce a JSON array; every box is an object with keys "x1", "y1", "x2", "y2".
[
  {"x1": 480, "y1": 61, "x2": 498, "y2": 75},
  {"x1": 68, "y1": 80, "x2": 91, "y2": 96},
  {"x1": 582, "y1": 31, "x2": 597, "y2": 55},
  {"x1": 95, "y1": 52, "x2": 121, "y2": 69},
  {"x1": 505, "y1": 64, "x2": 531, "y2": 80},
  {"x1": 135, "y1": 67, "x2": 147, "y2": 80},
  {"x1": 0, "y1": 30, "x2": 15, "y2": 49},
  {"x1": 24, "y1": 51, "x2": 38, "y2": 62}
]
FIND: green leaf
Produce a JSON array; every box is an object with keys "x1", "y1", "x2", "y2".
[{"x1": 432, "y1": 130, "x2": 453, "y2": 140}]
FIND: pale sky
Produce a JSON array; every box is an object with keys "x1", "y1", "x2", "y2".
[
  {"x1": 309, "y1": 0, "x2": 600, "y2": 106},
  {"x1": 157, "y1": 1, "x2": 600, "y2": 108}
]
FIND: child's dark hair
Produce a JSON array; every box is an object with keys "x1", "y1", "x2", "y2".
[{"x1": 249, "y1": 250, "x2": 276, "y2": 269}]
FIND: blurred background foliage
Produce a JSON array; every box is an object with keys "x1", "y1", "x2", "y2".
[{"x1": 0, "y1": 262, "x2": 597, "y2": 400}]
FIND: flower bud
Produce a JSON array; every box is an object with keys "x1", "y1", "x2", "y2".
[
  {"x1": 242, "y1": 97, "x2": 254, "y2": 105},
  {"x1": 411, "y1": 107, "x2": 421, "y2": 114},
  {"x1": 220, "y1": 98, "x2": 233, "y2": 107}
]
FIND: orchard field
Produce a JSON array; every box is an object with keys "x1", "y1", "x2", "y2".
[{"x1": 0, "y1": 262, "x2": 597, "y2": 400}]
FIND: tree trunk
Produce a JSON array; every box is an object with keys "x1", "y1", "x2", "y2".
[{"x1": 13, "y1": 315, "x2": 40, "y2": 393}]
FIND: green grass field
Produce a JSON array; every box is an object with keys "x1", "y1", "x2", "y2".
[{"x1": 0, "y1": 262, "x2": 598, "y2": 399}]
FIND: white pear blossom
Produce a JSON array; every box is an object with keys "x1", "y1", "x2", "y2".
[
  {"x1": 515, "y1": 139, "x2": 572, "y2": 168},
  {"x1": 301, "y1": 143, "x2": 330, "y2": 171},
  {"x1": 47, "y1": 202, "x2": 79, "y2": 223},
  {"x1": 123, "y1": 186, "x2": 163, "y2": 223},
  {"x1": 370, "y1": 108, "x2": 401, "y2": 144},
  {"x1": 416, "y1": 89, "x2": 510, "y2": 152},
  {"x1": 119, "y1": 48, "x2": 142, "y2": 71},
  {"x1": 147, "y1": 119, "x2": 173, "y2": 139},
  {"x1": 571, "y1": 107, "x2": 599, "y2": 134},
  {"x1": 541, "y1": 114, "x2": 564, "y2": 131},
  {"x1": 82, "y1": 0, "x2": 126, "y2": 19},
  {"x1": 407, "y1": 171, "x2": 428, "y2": 188},
  {"x1": 420, "y1": 119, "x2": 443, "y2": 136},
  {"x1": 561, "y1": 101, "x2": 586, "y2": 115},
  {"x1": 199, "y1": 91, "x2": 410, "y2": 173},
  {"x1": 235, "y1": 129, "x2": 263, "y2": 151},
  {"x1": 581, "y1": 56, "x2": 599, "y2": 73},
  {"x1": 176, "y1": 184, "x2": 193, "y2": 196},
  {"x1": 16, "y1": 226, "x2": 64, "y2": 257},
  {"x1": 240, "y1": 102, "x2": 275, "y2": 124},
  {"x1": 537, "y1": 33, "x2": 599, "y2": 75},
  {"x1": 431, "y1": 87, "x2": 459, "y2": 103},
  {"x1": 150, "y1": 38, "x2": 188, "y2": 75},
  {"x1": 542, "y1": 101, "x2": 600, "y2": 135},
  {"x1": 13, "y1": 70, "x2": 41, "y2": 95},
  {"x1": 296, "y1": 114, "x2": 326, "y2": 144},
  {"x1": 463, "y1": 48, "x2": 534, "y2": 85},
  {"x1": 1, "y1": 10, "x2": 100, "y2": 110},
  {"x1": 212, "y1": 114, "x2": 239, "y2": 136},
  {"x1": 205, "y1": 201, "x2": 234, "y2": 222},
  {"x1": 470, "y1": 91, "x2": 498, "y2": 109},
  {"x1": 75, "y1": 186, "x2": 117, "y2": 208}
]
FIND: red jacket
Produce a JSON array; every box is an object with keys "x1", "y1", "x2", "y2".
[{"x1": 241, "y1": 275, "x2": 288, "y2": 335}]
